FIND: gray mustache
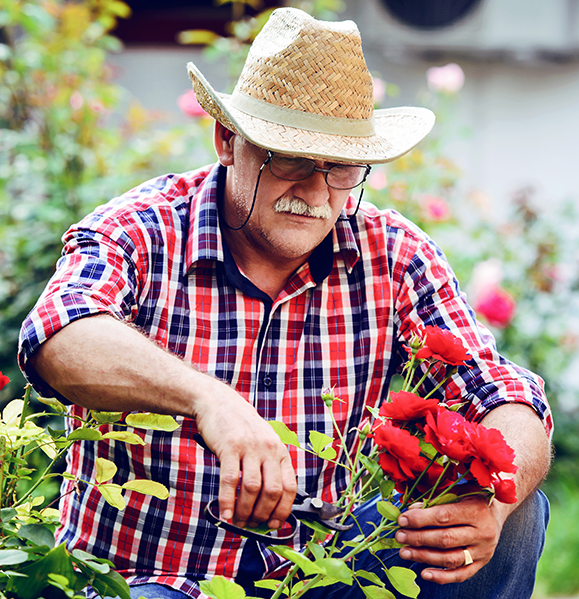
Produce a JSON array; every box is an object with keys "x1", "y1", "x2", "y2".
[{"x1": 274, "y1": 196, "x2": 332, "y2": 220}]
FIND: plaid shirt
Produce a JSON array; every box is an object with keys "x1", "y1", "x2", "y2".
[{"x1": 19, "y1": 163, "x2": 551, "y2": 597}]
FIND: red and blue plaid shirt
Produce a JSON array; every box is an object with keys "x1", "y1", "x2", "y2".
[{"x1": 19, "y1": 163, "x2": 551, "y2": 597}]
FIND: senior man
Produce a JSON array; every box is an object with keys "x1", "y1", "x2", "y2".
[{"x1": 19, "y1": 7, "x2": 550, "y2": 599}]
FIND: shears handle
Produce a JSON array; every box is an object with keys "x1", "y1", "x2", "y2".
[{"x1": 204, "y1": 499, "x2": 299, "y2": 544}]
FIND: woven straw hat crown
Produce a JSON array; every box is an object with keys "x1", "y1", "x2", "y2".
[{"x1": 187, "y1": 7, "x2": 435, "y2": 164}]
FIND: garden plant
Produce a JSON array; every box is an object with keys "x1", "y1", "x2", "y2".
[{"x1": 1, "y1": 0, "x2": 579, "y2": 596}]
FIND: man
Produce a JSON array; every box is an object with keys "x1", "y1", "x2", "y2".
[{"x1": 19, "y1": 7, "x2": 551, "y2": 599}]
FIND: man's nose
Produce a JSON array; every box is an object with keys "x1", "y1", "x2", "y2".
[{"x1": 292, "y1": 169, "x2": 330, "y2": 205}]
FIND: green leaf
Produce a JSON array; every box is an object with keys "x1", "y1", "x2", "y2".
[
  {"x1": 91, "y1": 411, "x2": 124, "y2": 424},
  {"x1": 361, "y1": 585, "x2": 396, "y2": 599},
  {"x1": 316, "y1": 558, "x2": 353, "y2": 585},
  {"x1": 103, "y1": 431, "x2": 146, "y2": 445},
  {"x1": 379, "y1": 479, "x2": 395, "y2": 499},
  {"x1": 419, "y1": 439, "x2": 438, "y2": 459},
  {"x1": 307, "y1": 540, "x2": 326, "y2": 560},
  {"x1": 254, "y1": 580, "x2": 286, "y2": 594},
  {"x1": 122, "y1": 479, "x2": 170, "y2": 500},
  {"x1": 429, "y1": 493, "x2": 459, "y2": 506},
  {"x1": 376, "y1": 501, "x2": 400, "y2": 522},
  {"x1": 47, "y1": 572, "x2": 71, "y2": 587},
  {"x1": 0, "y1": 508, "x2": 17, "y2": 522},
  {"x1": 299, "y1": 517, "x2": 334, "y2": 538},
  {"x1": 268, "y1": 421, "x2": 300, "y2": 448},
  {"x1": 97, "y1": 484, "x2": 126, "y2": 510},
  {"x1": 359, "y1": 454, "x2": 383, "y2": 481},
  {"x1": 0, "y1": 549, "x2": 29, "y2": 566},
  {"x1": 125, "y1": 413, "x2": 179, "y2": 432},
  {"x1": 369, "y1": 537, "x2": 403, "y2": 551},
  {"x1": 17, "y1": 524, "x2": 55, "y2": 549},
  {"x1": 384, "y1": 566, "x2": 420, "y2": 598},
  {"x1": 199, "y1": 575, "x2": 247, "y2": 599},
  {"x1": 356, "y1": 570, "x2": 385, "y2": 586},
  {"x1": 309, "y1": 430, "x2": 334, "y2": 454},
  {"x1": 68, "y1": 428, "x2": 103, "y2": 441},
  {"x1": 271, "y1": 546, "x2": 324, "y2": 577},
  {"x1": 91, "y1": 569, "x2": 131, "y2": 599}
]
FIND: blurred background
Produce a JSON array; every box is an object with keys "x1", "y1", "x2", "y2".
[{"x1": 1, "y1": 0, "x2": 579, "y2": 596}]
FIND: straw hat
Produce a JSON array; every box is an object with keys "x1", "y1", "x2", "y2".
[{"x1": 187, "y1": 7, "x2": 435, "y2": 165}]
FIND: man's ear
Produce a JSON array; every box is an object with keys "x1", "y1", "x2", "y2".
[{"x1": 214, "y1": 122, "x2": 236, "y2": 166}]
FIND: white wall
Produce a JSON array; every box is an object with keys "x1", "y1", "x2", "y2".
[{"x1": 108, "y1": 0, "x2": 579, "y2": 208}]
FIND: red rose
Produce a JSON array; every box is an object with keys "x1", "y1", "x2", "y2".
[
  {"x1": 423, "y1": 407, "x2": 476, "y2": 462},
  {"x1": 474, "y1": 286, "x2": 516, "y2": 329},
  {"x1": 414, "y1": 326, "x2": 471, "y2": 365},
  {"x1": 374, "y1": 421, "x2": 429, "y2": 482},
  {"x1": 468, "y1": 425, "x2": 518, "y2": 488},
  {"x1": 492, "y1": 477, "x2": 517, "y2": 504},
  {"x1": 379, "y1": 391, "x2": 439, "y2": 425},
  {"x1": 0, "y1": 371, "x2": 9, "y2": 391}
]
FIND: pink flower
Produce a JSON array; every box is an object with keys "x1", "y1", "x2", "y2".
[
  {"x1": 373, "y1": 77, "x2": 386, "y2": 104},
  {"x1": 474, "y1": 287, "x2": 516, "y2": 329},
  {"x1": 427, "y1": 63, "x2": 465, "y2": 94},
  {"x1": 368, "y1": 170, "x2": 388, "y2": 190},
  {"x1": 177, "y1": 90, "x2": 209, "y2": 118},
  {"x1": 70, "y1": 91, "x2": 84, "y2": 110},
  {"x1": 419, "y1": 194, "x2": 452, "y2": 222}
]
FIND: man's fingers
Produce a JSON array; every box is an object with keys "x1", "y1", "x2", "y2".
[
  {"x1": 233, "y1": 456, "x2": 263, "y2": 526},
  {"x1": 396, "y1": 524, "x2": 471, "y2": 550},
  {"x1": 217, "y1": 453, "x2": 241, "y2": 522}
]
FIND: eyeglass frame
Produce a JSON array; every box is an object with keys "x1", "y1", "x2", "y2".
[
  {"x1": 222, "y1": 149, "x2": 372, "y2": 231},
  {"x1": 264, "y1": 150, "x2": 372, "y2": 190}
]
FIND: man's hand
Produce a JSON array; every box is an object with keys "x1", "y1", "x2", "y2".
[
  {"x1": 395, "y1": 496, "x2": 509, "y2": 584},
  {"x1": 194, "y1": 377, "x2": 297, "y2": 530}
]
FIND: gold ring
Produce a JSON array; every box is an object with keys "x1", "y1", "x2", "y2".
[{"x1": 463, "y1": 548, "x2": 474, "y2": 566}]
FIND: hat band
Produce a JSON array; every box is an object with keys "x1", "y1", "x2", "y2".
[{"x1": 229, "y1": 90, "x2": 375, "y2": 137}]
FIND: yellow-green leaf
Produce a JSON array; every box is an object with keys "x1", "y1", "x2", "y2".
[
  {"x1": 36, "y1": 436, "x2": 58, "y2": 459},
  {"x1": 429, "y1": 493, "x2": 459, "y2": 506},
  {"x1": 2, "y1": 400, "x2": 23, "y2": 424},
  {"x1": 317, "y1": 558, "x2": 353, "y2": 585},
  {"x1": 271, "y1": 546, "x2": 325, "y2": 577},
  {"x1": 309, "y1": 430, "x2": 334, "y2": 454},
  {"x1": 318, "y1": 447, "x2": 337, "y2": 460},
  {"x1": 384, "y1": 566, "x2": 420, "y2": 598},
  {"x1": 103, "y1": 431, "x2": 146, "y2": 445},
  {"x1": 91, "y1": 411, "x2": 123, "y2": 424},
  {"x1": 177, "y1": 29, "x2": 220, "y2": 45},
  {"x1": 199, "y1": 575, "x2": 247, "y2": 599},
  {"x1": 376, "y1": 501, "x2": 400, "y2": 522},
  {"x1": 268, "y1": 421, "x2": 300, "y2": 448},
  {"x1": 122, "y1": 479, "x2": 169, "y2": 500},
  {"x1": 125, "y1": 413, "x2": 179, "y2": 432},
  {"x1": 95, "y1": 457, "x2": 117, "y2": 483},
  {"x1": 68, "y1": 428, "x2": 103, "y2": 441},
  {"x1": 37, "y1": 396, "x2": 67, "y2": 414},
  {"x1": 97, "y1": 483, "x2": 126, "y2": 510}
]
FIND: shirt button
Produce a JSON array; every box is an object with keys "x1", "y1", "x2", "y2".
[{"x1": 263, "y1": 376, "x2": 273, "y2": 387}]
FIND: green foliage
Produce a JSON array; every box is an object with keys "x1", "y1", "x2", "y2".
[
  {"x1": 0, "y1": 383, "x2": 176, "y2": 598},
  {"x1": 0, "y1": 0, "x2": 215, "y2": 398}
]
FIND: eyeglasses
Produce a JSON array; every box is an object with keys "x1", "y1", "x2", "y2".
[
  {"x1": 222, "y1": 149, "x2": 371, "y2": 231},
  {"x1": 265, "y1": 151, "x2": 371, "y2": 190}
]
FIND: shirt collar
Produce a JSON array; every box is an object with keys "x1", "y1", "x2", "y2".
[{"x1": 184, "y1": 163, "x2": 361, "y2": 279}]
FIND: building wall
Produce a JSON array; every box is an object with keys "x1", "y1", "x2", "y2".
[{"x1": 108, "y1": 0, "x2": 579, "y2": 208}]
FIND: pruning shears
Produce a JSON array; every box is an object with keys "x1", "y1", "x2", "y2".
[
  {"x1": 193, "y1": 432, "x2": 354, "y2": 544},
  {"x1": 204, "y1": 488, "x2": 354, "y2": 545}
]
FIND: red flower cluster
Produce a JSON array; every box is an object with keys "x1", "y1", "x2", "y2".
[
  {"x1": 372, "y1": 326, "x2": 517, "y2": 505},
  {"x1": 414, "y1": 326, "x2": 472, "y2": 365},
  {"x1": 0, "y1": 371, "x2": 9, "y2": 391}
]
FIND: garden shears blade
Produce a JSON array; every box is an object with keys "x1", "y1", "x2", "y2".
[{"x1": 204, "y1": 489, "x2": 354, "y2": 545}]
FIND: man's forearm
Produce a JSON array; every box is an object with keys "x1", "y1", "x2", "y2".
[
  {"x1": 481, "y1": 402, "x2": 551, "y2": 521},
  {"x1": 29, "y1": 313, "x2": 207, "y2": 417}
]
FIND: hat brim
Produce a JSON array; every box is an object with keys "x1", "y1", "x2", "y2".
[{"x1": 188, "y1": 61, "x2": 435, "y2": 165}]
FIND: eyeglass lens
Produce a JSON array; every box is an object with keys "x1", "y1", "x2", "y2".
[{"x1": 269, "y1": 155, "x2": 369, "y2": 190}]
